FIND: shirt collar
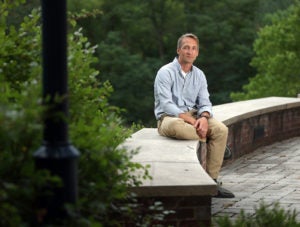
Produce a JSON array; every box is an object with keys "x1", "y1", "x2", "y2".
[{"x1": 173, "y1": 57, "x2": 194, "y2": 72}]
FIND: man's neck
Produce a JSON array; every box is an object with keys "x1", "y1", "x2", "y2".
[
  {"x1": 180, "y1": 63, "x2": 192, "y2": 73},
  {"x1": 177, "y1": 57, "x2": 192, "y2": 72}
]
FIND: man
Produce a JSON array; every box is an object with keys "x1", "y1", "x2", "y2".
[{"x1": 154, "y1": 33, "x2": 234, "y2": 198}]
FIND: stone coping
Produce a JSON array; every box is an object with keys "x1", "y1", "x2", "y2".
[
  {"x1": 213, "y1": 96, "x2": 300, "y2": 126},
  {"x1": 121, "y1": 128, "x2": 216, "y2": 197},
  {"x1": 121, "y1": 97, "x2": 300, "y2": 197}
]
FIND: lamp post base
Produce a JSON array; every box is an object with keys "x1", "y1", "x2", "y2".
[{"x1": 34, "y1": 144, "x2": 80, "y2": 224}]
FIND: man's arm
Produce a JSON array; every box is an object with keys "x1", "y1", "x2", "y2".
[
  {"x1": 178, "y1": 112, "x2": 196, "y2": 125},
  {"x1": 195, "y1": 70, "x2": 213, "y2": 118},
  {"x1": 154, "y1": 68, "x2": 184, "y2": 118}
]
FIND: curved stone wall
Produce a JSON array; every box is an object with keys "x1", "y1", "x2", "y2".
[{"x1": 213, "y1": 97, "x2": 300, "y2": 164}]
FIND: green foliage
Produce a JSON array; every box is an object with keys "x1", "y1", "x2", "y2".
[
  {"x1": 214, "y1": 202, "x2": 300, "y2": 227},
  {"x1": 69, "y1": 0, "x2": 263, "y2": 125},
  {"x1": 256, "y1": 0, "x2": 295, "y2": 24},
  {"x1": 1, "y1": 9, "x2": 41, "y2": 90},
  {"x1": 0, "y1": 5, "x2": 59, "y2": 226},
  {"x1": 6, "y1": 0, "x2": 297, "y2": 125},
  {"x1": 231, "y1": 1, "x2": 300, "y2": 100},
  {"x1": 190, "y1": 0, "x2": 259, "y2": 104},
  {"x1": 0, "y1": 2, "x2": 151, "y2": 226},
  {"x1": 97, "y1": 31, "x2": 159, "y2": 126}
]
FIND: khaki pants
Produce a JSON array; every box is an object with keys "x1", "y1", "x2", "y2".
[{"x1": 157, "y1": 114, "x2": 228, "y2": 179}]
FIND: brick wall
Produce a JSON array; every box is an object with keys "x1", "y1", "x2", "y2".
[
  {"x1": 226, "y1": 107, "x2": 300, "y2": 163},
  {"x1": 120, "y1": 196, "x2": 212, "y2": 227}
]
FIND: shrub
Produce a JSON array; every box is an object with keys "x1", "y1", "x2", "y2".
[
  {"x1": 0, "y1": 2, "x2": 150, "y2": 226},
  {"x1": 214, "y1": 202, "x2": 300, "y2": 227}
]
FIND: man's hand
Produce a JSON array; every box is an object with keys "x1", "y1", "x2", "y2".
[
  {"x1": 179, "y1": 113, "x2": 209, "y2": 139},
  {"x1": 194, "y1": 117, "x2": 208, "y2": 139}
]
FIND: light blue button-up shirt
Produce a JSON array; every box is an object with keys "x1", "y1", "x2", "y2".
[{"x1": 154, "y1": 57, "x2": 212, "y2": 120}]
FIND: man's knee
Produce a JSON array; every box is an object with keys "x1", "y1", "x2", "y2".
[
  {"x1": 208, "y1": 119, "x2": 228, "y2": 138},
  {"x1": 220, "y1": 123, "x2": 228, "y2": 135},
  {"x1": 160, "y1": 117, "x2": 199, "y2": 140},
  {"x1": 159, "y1": 117, "x2": 183, "y2": 137}
]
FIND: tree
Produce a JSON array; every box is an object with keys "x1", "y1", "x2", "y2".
[
  {"x1": 97, "y1": 31, "x2": 159, "y2": 126},
  {"x1": 185, "y1": 0, "x2": 259, "y2": 104},
  {"x1": 68, "y1": 0, "x2": 295, "y2": 125},
  {"x1": 231, "y1": 1, "x2": 300, "y2": 100},
  {"x1": 72, "y1": 0, "x2": 259, "y2": 125},
  {"x1": 94, "y1": 0, "x2": 187, "y2": 126}
]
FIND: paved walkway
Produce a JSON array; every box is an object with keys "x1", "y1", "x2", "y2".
[{"x1": 212, "y1": 136, "x2": 300, "y2": 221}]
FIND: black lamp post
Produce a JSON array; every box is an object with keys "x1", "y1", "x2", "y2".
[{"x1": 34, "y1": 0, "x2": 79, "y2": 223}]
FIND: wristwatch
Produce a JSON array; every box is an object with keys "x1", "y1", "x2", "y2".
[{"x1": 200, "y1": 113, "x2": 210, "y2": 119}]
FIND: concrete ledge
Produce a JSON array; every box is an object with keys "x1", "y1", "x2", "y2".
[
  {"x1": 122, "y1": 128, "x2": 216, "y2": 197},
  {"x1": 213, "y1": 96, "x2": 300, "y2": 125}
]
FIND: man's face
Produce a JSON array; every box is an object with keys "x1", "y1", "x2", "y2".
[{"x1": 177, "y1": 37, "x2": 199, "y2": 64}]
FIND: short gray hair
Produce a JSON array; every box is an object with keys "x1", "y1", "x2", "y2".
[{"x1": 177, "y1": 33, "x2": 199, "y2": 49}]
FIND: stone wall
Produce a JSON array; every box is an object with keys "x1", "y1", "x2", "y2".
[
  {"x1": 123, "y1": 97, "x2": 300, "y2": 226},
  {"x1": 120, "y1": 128, "x2": 215, "y2": 226},
  {"x1": 225, "y1": 104, "x2": 300, "y2": 164}
]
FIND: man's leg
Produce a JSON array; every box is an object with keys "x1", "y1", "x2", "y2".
[
  {"x1": 158, "y1": 116, "x2": 234, "y2": 198},
  {"x1": 206, "y1": 118, "x2": 234, "y2": 198},
  {"x1": 205, "y1": 118, "x2": 228, "y2": 179},
  {"x1": 158, "y1": 116, "x2": 229, "y2": 177},
  {"x1": 158, "y1": 116, "x2": 199, "y2": 140},
  {"x1": 158, "y1": 116, "x2": 207, "y2": 169}
]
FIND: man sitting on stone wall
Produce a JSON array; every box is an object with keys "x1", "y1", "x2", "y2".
[{"x1": 154, "y1": 33, "x2": 234, "y2": 198}]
